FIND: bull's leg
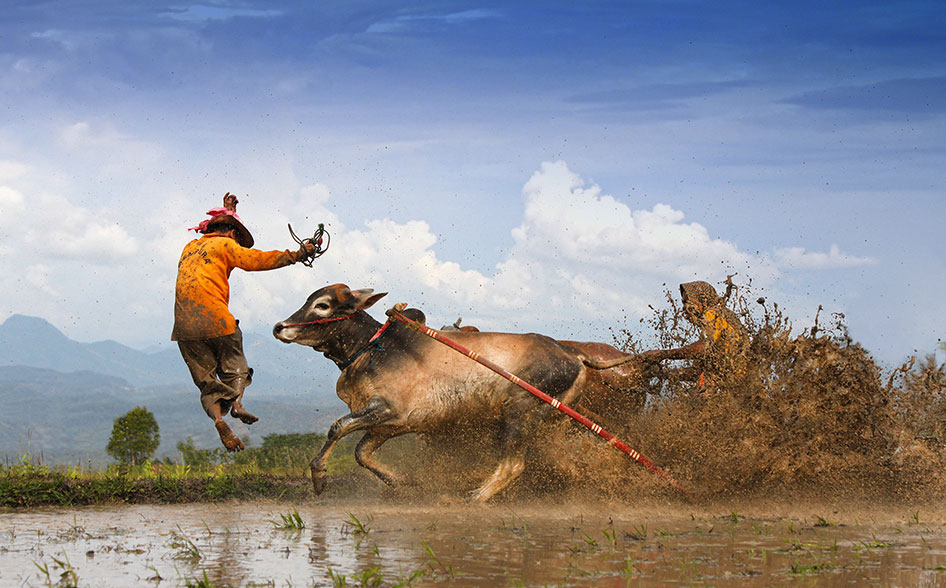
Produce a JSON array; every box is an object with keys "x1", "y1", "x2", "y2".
[
  {"x1": 310, "y1": 397, "x2": 395, "y2": 495},
  {"x1": 469, "y1": 416, "x2": 526, "y2": 503},
  {"x1": 355, "y1": 430, "x2": 402, "y2": 488}
]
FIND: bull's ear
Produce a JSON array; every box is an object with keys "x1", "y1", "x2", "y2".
[{"x1": 351, "y1": 289, "x2": 388, "y2": 311}]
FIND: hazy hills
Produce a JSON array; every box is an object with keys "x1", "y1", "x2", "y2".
[{"x1": 0, "y1": 315, "x2": 345, "y2": 465}]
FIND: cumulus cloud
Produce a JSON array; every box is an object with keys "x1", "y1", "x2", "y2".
[
  {"x1": 0, "y1": 159, "x2": 878, "y2": 348},
  {"x1": 512, "y1": 161, "x2": 776, "y2": 280},
  {"x1": 12, "y1": 191, "x2": 139, "y2": 261},
  {"x1": 25, "y1": 264, "x2": 59, "y2": 297},
  {"x1": 0, "y1": 160, "x2": 29, "y2": 181},
  {"x1": 774, "y1": 244, "x2": 875, "y2": 270},
  {"x1": 0, "y1": 186, "x2": 25, "y2": 228},
  {"x1": 240, "y1": 161, "x2": 783, "y2": 337}
]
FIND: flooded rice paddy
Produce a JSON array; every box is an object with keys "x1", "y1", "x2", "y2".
[{"x1": 5, "y1": 498, "x2": 946, "y2": 586}]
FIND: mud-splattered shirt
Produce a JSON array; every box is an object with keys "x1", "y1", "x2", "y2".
[
  {"x1": 680, "y1": 281, "x2": 746, "y2": 350},
  {"x1": 172, "y1": 235, "x2": 298, "y2": 341}
]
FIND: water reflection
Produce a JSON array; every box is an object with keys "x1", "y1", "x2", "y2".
[{"x1": 3, "y1": 501, "x2": 946, "y2": 586}]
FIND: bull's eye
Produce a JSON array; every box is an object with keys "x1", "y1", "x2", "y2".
[{"x1": 315, "y1": 303, "x2": 330, "y2": 311}]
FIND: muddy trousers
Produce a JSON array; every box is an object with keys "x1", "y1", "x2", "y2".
[{"x1": 177, "y1": 326, "x2": 253, "y2": 419}]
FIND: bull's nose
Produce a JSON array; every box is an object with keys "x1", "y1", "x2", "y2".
[{"x1": 273, "y1": 322, "x2": 287, "y2": 339}]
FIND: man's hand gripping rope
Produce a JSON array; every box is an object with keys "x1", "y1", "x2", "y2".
[{"x1": 288, "y1": 223, "x2": 330, "y2": 266}]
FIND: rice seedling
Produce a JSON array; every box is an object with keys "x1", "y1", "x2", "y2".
[
  {"x1": 855, "y1": 536, "x2": 890, "y2": 551},
  {"x1": 602, "y1": 526, "x2": 618, "y2": 549},
  {"x1": 422, "y1": 541, "x2": 456, "y2": 580},
  {"x1": 625, "y1": 523, "x2": 647, "y2": 541},
  {"x1": 271, "y1": 508, "x2": 306, "y2": 530},
  {"x1": 328, "y1": 568, "x2": 348, "y2": 587},
  {"x1": 344, "y1": 512, "x2": 371, "y2": 536},
  {"x1": 34, "y1": 551, "x2": 78, "y2": 588},
  {"x1": 788, "y1": 558, "x2": 835, "y2": 575},
  {"x1": 351, "y1": 565, "x2": 383, "y2": 587},
  {"x1": 184, "y1": 571, "x2": 216, "y2": 588},
  {"x1": 619, "y1": 556, "x2": 637, "y2": 578},
  {"x1": 168, "y1": 528, "x2": 203, "y2": 561},
  {"x1": 390, "y1": 567, "x2": 428, "y2": 587}
]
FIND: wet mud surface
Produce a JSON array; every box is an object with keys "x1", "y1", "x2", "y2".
[{"x1": 5, "y1": 499, "x2": 946, "y2": 586}]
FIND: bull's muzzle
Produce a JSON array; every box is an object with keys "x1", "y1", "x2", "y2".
[{"x1": 273, "y1": 322, "x2": 293, "y2": 342}]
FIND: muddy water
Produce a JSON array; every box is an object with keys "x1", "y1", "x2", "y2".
[{"x1": 4, "y1": 499, "x2": 946, "y2": 587}]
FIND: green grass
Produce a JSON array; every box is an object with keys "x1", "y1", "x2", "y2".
[
  {"x1": 270, "y1": 507, "x2": 306, "y2": 530},
  {"x1": 0, "y1": 457, "x2": 333, "y2": 507}
]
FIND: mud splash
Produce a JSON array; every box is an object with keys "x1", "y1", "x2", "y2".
[
  {"x1": 516, "y1": 285, "x2": 946, "y2": 503},
  {"x1": 311, "y1": 285, "x2": 946, "y2": 506}
]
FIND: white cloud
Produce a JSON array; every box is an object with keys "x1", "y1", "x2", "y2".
[
  {"x1": 0, "y1": 159, "x2": 884, "y2": 352},
  {"x1": 774, "y1": 244, "x2": 876, "y2": 269},
  {"x1": 0, "y1": 160, "x2": 29, "y2": 181},
  {"x1": 14, "y1": 193, "x2": 139, "y2": 261},
  {"x1": 0, "y1": 186, "x2": 25, "y2": 228},
  {"x1": 512, "y1": 161, "x2": 774, "y2": 281},
  {"x1": 244, "y1": 161, "x2": 782, "y2": 338},
  {"x1": 25, "y1": 264, "x2": 59, "y2": 297}
]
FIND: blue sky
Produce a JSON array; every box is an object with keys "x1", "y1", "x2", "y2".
[{"x1": 0, "y1": 0, "x2": 943, "y2": 365}]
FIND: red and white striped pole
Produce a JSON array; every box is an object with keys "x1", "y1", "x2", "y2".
[{"x1": 386, "y1": 304, "x2": 686, "y2": 495}]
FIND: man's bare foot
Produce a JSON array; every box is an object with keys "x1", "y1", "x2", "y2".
[
  {"x1": 214, "y1": 418, "x2": 245, "y2": 452},
  {"x1": 230, "y1": 402, "x2": 259, "y2": 425}
]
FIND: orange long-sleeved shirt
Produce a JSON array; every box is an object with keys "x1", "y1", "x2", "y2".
[{"x1": 171, "y1": 234, "x2": 299, "y2": 341}]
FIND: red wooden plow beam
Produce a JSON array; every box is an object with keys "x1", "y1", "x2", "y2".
[{"x1": 386, "y1": 304, "x2": 686, "y2": 496}]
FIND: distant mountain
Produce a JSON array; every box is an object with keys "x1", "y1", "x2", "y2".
[
  {"x1": 0, "y1": 314, "x2": 340, "y2": 399},
  {"x1": 0, "y1": 314, "x2": 185, "y2": 387},
  {"x1": 0, "y1": 366, "x2": 342, "y2": 466},
  {"x1": 0, "y1": 315, "x2": 349, "y2": 465}
]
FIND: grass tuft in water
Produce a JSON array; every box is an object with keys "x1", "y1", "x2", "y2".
[
  {"x1": 625, "y1": 523, "x2": 647, "y2": 541},
  {"x1": 184, "y1": 571, "x2": 216, "y2": 588},
  {"x1": 271, "y1": 508, "x2": 306, "y2": 530},
  {"x1": 422, "y1": 541, "x2": 456, "y2": 580},
  {"x1": 168, "y1": 528, "x2": 203, "y2": 561},
  {"x1": 328, "y1": 568, "x2": 348, "y2": 587},
  {"x1": 34, "y1": 551, "x2": 78, "y2": 588},
  {"x1": 344, "y1": 512, "x2": 371, "y2": 536}
]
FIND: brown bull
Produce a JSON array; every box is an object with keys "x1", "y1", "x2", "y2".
[
  {"x1": 557, "y1": 340, "x2": 656, "y2": 421},
  {"x1": 444, "y1": 319, "x2": 654, "y2": 420},
  {"x1": 274, "y1": 284, "x2": 651, "y2": 502}
]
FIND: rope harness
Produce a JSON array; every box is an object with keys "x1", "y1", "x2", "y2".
[
  {"x1": 281, "y1": 312, "x2": 392, "y2": 371},
  {"x1": 384, "y1": 303, "x2": 686, "y2": 496},
  {"x1": 289, "y1": 223, "x2": 330, "y2": 267}
]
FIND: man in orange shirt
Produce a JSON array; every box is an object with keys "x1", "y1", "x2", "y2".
[
  {"x1": 660, "y1": 280, "x2": 749, "y2": 388},
  {"x1": 172, "y1": 193, "x2": 316, "y2": 452}
]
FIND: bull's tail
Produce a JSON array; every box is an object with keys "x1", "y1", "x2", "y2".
[
  {"x1": 582, "y1": 355, "x2": 638, "y2": 370},
  {"x1": 582, "y1": 348, "x2": 680, "y2": 370}
]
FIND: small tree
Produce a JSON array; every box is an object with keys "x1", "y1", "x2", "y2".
[{"x1": 106, "y1": 406, "x2": 160, "y2": 465}]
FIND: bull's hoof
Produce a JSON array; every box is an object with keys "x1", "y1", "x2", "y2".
[
  {"x1": 467, "y1": 489, "x2": 489, "y2": 504},
  {"x1": 311, "y1": 469, "x2": 328, "y2": 495}
]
